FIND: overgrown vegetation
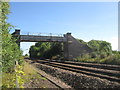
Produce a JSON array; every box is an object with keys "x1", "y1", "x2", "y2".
[
  {"x1": 29, "y1": 42, "x2": 63, "y2": 59},
  {"x1": 75, "y1": 40, "x2": 120, "y2": 65},
  {"x1": 1, "y1": 1, "x2": 23, "y2": 72},
  {"x1": 2, "y1": 64, "x2": 25, "y2": 88},
  {"x1": 1, "y1": 1, "x2": 24, "y2": 88},
  {"x1": 2, "y1": 61, "x2": 47, "y2": 88},
  {"x1": 23, "y1": 62, "x2": 47, "y2": 81},
  {"x1": 22, "y1": 62, "x2": 47, "y2": 88}
]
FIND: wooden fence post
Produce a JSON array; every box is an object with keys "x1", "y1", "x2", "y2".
[{"x1": 15, "y1": 60, "x2": 19, "y2": 88}]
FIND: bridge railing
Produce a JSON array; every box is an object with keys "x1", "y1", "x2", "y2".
[{"x1": 20, "y1": 32, "x2": 64, "y2": 37}]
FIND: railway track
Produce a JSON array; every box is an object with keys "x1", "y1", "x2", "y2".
[{"x1": 33, "y1": 59, "x2": 120, "y2": 83}]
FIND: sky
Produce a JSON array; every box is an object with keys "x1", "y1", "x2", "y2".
[{"x1": 8, "y1": 2, "x2": 118, "y2": 55}]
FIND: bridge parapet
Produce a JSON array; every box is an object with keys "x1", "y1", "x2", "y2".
[
  {"x1": 20, "y1": 31, "x2": 64, "y2": 37},
  {"x1": 20, "y1": 35, "x2": 67, "y2": 42}
]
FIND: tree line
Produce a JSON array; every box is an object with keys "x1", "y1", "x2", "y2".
[
  {"x1": 29, "y1": 42, "x2": 63, "y2": 59},
  {"x1": 29, "y1": 39, "x2": 112, "y2": 59}
]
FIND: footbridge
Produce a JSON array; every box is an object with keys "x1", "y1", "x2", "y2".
[{"x1": 12, "y1": 29, "x2": 92, "y2": 60}]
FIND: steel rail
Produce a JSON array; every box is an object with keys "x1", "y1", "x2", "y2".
[{"x1": 35, "y1": 60, "x2": 120, "y2": 83}]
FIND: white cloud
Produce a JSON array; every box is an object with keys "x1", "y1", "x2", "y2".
[{"x1": 108, "y1": 37, "x2": 118, "y2": 51}]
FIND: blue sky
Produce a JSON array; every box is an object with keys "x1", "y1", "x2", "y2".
[{"x1": 8, "y1": 2, "x2": 118, "y2": 55}]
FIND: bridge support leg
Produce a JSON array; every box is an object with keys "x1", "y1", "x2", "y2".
[
  {"x1": 63, "y1": 42, "x2": 69, "y2": 60},
  {"x1": 12, "y1": 29, "x2": 21, "y2": 47},
  {"x1": 63, "y1": 33, "x2": 70, "y2": 60},
  {"x1": 63, "y1": 32, "x2": 92, "y2": 60}
]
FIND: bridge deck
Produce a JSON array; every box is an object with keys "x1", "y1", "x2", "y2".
[{"x1": 20, "y1": 35, "x2": 67, "y2": 42}]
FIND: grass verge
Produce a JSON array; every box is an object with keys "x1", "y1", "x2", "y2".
[{"x1": 2, "y1": 61, "x2": 47, "y2": 88}]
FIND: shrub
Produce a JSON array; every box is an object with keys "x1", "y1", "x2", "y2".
[
  {"x1": 90, "y1": 52, "x2": 97, "y2": 58},
  {"x1": 100, "y1": 52, "x2": 107, "y2": 59},
  {"x1": 100, "y1": 54, "x2": 120, "y2": 65},
  {"x1": 81, "y1": 53, "x2": 91, "y2": 59},
  {"x1": 1, "y1": 2, "x2": 23, "y2": 72}
]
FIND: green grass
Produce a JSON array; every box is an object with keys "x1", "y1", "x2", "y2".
[
  {"x1": 2, "y1": 61, "x2": 47, "y2": 88},
  {"x1": 22, "y1": 62, "x2": 47, "y2": 83}
]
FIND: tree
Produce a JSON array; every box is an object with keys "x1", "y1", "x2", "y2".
[
  {"x1": 1, "y1": 2, "x2": 22, "y2": 72},
  {"x1": 78, "y1": 39, "x2": 87, "y2": 44},
  {"x1": 29, "y1": 42, "x2": 63, "y2": 59},
  {"x1": 25, "y1": 54, "x2": 28, "y2": 57},
  {"x1": 88, "y1": 40, "x2": 112, "y2": 54}
]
